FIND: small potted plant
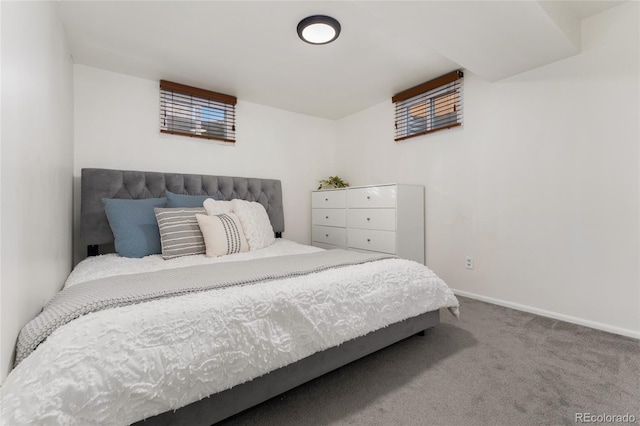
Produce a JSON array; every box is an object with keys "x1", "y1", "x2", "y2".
[{"x1": 318, "y1": 176, "x2": 349, "y2": 190}]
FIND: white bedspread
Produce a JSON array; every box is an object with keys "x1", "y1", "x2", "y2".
[
  {"x1": 1, "y1": 240, "x2": 458, "y2": 425},
  {"x1": 64, "y1": 238, "x2": 323, "y2": 288}
]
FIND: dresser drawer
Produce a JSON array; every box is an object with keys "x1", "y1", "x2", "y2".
[
  {"x1": 347, "y1": 186, "x2": 397, "y2": 208},
  {"x1": 312, "y1": 225, "x2": 347, "y2": 247},
  {"x1": 312, "y1": 209, "x2": 346, "y2": 227},
  {"x1": 347, "y1": 209, "x2": 396, "y2": 231},
  {"x1": 312, "y1": 190, "x2": 346, "y2": 209},
  {"x1": 347, "y1": 229, "x2": 396, "y2": 254}
]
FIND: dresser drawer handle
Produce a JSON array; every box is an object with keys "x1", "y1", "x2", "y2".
[
  {"x1": 325, "y1": 198, "x2": 329, "y2": 202},
  {"x1": 366, "y1": 196, "x2": 370, "y2": 200},
  {"x1": 367, "y1": 238, "x2": 371, "y2": 242},
  {"x1": 325, "y1": 216, "x2": 329, "y2": 219},
  {"x1": 325, "y1": 234, "x2": 329, "y2": 238},
  {"x1": 366, "y1": 217, "x2": 371, "y2": 221}
]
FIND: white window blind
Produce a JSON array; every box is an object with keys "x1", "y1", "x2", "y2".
[
  {"x1": 392, "y1": 70, "x2": 463, "y2": 142},
  {"x1": 160, "y1": 80, "x2": 236, "y2": 143}
]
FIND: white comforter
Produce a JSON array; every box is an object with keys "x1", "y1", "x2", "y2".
[{"x1": 1, "y1": 240, "x2": 458, "y2": 425}]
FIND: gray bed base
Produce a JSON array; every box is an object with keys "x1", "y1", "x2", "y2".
[{"x1": 79, "y1": 168, "x2": 441, "y2": 426}]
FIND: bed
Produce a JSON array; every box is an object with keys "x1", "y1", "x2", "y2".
[{"x1": 0, "y1": 168, "x2": 459, "y2": 425}]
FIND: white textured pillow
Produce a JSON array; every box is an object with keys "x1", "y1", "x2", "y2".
[
  {"x1": 203, "y1": 198, "x2": 233, "y2": 216},
  {"x1": 231, "y1": 199, "x2": 275, "y2": 251},
  {"x1": 195, "y1": 213, "x2": 249, "y2": 257}
]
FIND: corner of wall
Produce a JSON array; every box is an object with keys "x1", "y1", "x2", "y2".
[{"x1": 0, "y1": 0, "x2": 74, "y2": 382}]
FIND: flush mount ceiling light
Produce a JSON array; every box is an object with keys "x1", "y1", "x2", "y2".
[{"x1": 297, "y1": 15, "x2": 341, "y2": 45}]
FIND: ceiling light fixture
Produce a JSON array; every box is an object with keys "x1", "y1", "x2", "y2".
[{"x1": 297, "y1": 15, "x2": 341, "y2": 45}]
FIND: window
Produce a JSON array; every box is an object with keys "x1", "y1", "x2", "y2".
[
  {"x1": 392, "y1": 70, "x2": 463, "y2": 142},
  {"x1": 160, "y1": 80, "x2": 236, "y2": 143}
]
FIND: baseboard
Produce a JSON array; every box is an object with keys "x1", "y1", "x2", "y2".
[{"x1": 453, "y1": 289, "x2": 640, "y2": 340}]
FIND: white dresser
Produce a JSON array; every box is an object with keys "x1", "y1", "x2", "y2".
[{"x1": 311, "y1": 184, "x2": 424, "y2": 264}]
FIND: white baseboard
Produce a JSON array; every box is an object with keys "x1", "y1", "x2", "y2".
[{"x1": 452, "y1": 289, "x2": 640, "y2": 340}]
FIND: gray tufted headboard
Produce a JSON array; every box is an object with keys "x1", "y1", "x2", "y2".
[{"x1": 81, "y1": 168, "x2": 284, "y2": 251}]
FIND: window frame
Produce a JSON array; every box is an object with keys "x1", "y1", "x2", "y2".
[
  {"x1": 160, "y1": 80, "x2": 237, "y2": 143},
  {"x1": 392, "y1": 70, "x2": 463, "y2": 142}
]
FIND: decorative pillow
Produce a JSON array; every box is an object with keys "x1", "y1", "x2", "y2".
[
  {"x1": 154, "y1": 207, "x2": 206, "y2": 259},
  {"x1": 166, "y1": 191, "x2": 218, "y2": 208},
  {"x1": 102, "y1": 197, "x2": 167, "y2": 258},
  {"x1": 203, "y1": 198, "x2": 233, "y2": 216},
  {"x1": 230, "y1": 199, "x2": 275, "y2": 251},
  {"x1": 195, "y1": 213, "x2": 249, "y2": 257}
]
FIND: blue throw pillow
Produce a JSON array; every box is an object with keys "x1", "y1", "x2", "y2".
[
  {"x1": 166, "y1": 191, "x2": 218, "y2": 208},
  {"x1": 102, "y1": 197, "x2": 167, "y2": 258}
]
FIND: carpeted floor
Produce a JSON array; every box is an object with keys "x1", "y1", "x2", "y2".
[{"x1": 219, "y1": 296, "x2": 639, "y2": 426}]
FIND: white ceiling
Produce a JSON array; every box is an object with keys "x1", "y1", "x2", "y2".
[{"x1": 59, "y1": 1, "x2": 625, "y2": 120}]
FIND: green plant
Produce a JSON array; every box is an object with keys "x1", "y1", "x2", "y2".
[{"x1": 318, "y1": 176, "x2": 349, "y2": 190}]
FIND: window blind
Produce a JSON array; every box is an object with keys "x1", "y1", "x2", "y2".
[
  {"x1": 160, "y1": 80, "x2": 236, "y2": 143},
  {"x1": 392, "y1": 70, "x2": 463, "y2": 142}
]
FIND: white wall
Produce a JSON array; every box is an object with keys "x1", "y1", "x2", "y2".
[
  {"x1": 0, "y1": 1, "x2": 74, "y2": 380},
  {"x1": 336, "y1": 3, "x2": 639, "y2": 337},
  {"x1": 73, "y1": 65, "x2": 337, "y2": 263}
]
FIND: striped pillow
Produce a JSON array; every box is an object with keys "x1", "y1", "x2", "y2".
[
  {"x1": 195, "y1": 213, "x2": 249, "y2": 257},
  {"x1": 154, "y1": 207, "x2": 206, "y2": 259}
]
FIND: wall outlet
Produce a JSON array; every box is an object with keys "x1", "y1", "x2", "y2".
[{"x1": 465, "y1": 256, "x2": 474, "y2": 270}]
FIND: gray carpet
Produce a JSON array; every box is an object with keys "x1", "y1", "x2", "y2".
[{"x1": 218, "y1": 296, "x2": 639, "y2": 426}]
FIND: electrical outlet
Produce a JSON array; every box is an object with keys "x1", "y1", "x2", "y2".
[{"x1": 465, "y1": 256, "x2": 474, "y2": 270}]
